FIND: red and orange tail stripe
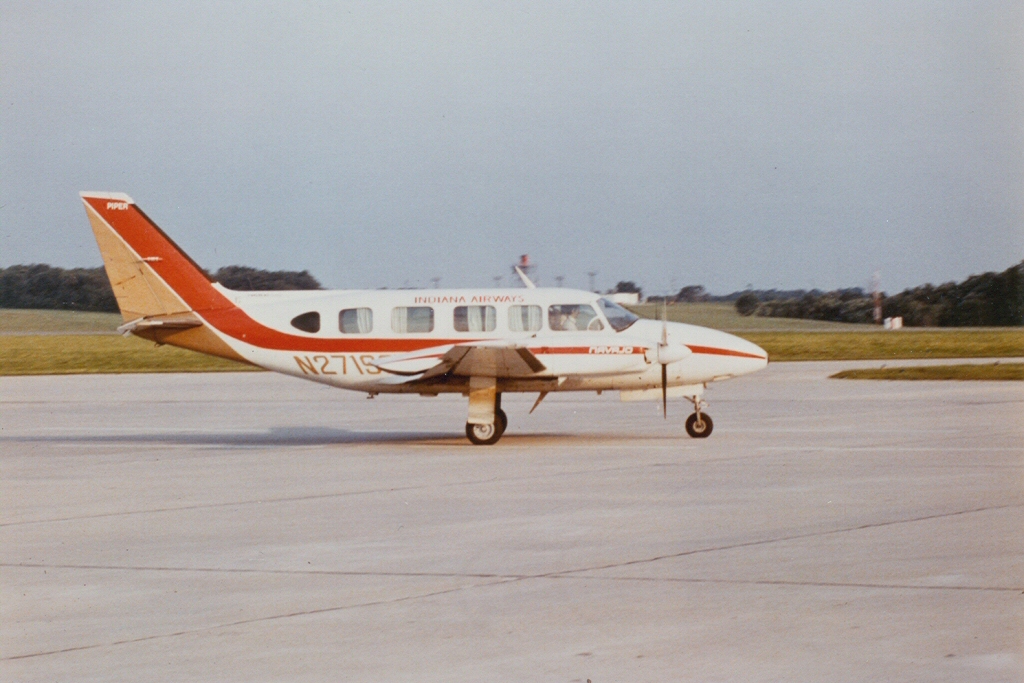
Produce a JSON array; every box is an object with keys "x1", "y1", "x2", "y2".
[{"x1": 81, "y1": 193, "x2": 232, "y2": 313}]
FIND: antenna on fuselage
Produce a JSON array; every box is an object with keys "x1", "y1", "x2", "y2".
[
  {"x1": 512, "y1": 254, "x2": 536, "y2": 288},
  {"x1": 515, "y1": 266, "x2": 536, "y2": 289}
]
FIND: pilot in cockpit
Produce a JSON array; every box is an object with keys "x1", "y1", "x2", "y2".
[{"x1": 560, "y1": 306, "x2": 581, "y2": 331}]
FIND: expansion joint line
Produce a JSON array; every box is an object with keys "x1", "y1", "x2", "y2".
[{"x1": 538, "y1": 503, "x2": 1022, "y2": 579}]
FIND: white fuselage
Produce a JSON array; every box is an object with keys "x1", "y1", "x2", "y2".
[{"x1": 209, "y1": 284, "x2": 768, "y2": 396}]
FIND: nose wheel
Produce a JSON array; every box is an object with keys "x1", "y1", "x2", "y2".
[
  {"x1": 685, "y1": 412, "x2": 713, "y2": 438},
  {"x1": 684, "y1": 395, "x2": 713, "y2": 438}
]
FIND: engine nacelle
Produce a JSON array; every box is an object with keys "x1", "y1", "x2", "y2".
[{"x1": 646, "y1": 343, "x2": 692, "y2": 365}]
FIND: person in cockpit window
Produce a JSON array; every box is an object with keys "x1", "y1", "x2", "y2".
[{"x1": 561, "y1": 306, "x2": 581, "y2": 331}]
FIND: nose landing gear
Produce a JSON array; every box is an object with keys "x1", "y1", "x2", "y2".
[{"x1": 684, "y1": 395, "x2": 713, "y2": 438}]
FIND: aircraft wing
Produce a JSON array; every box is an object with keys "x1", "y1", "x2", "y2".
[{"x1": 371, "y1": 341, "x2": 547, "y2": 380}]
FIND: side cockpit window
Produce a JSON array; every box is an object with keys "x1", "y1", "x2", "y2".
[
  {"x1": 290, "y1": 311, "x2": 320, "y2": 333},
  {"x1": 391, "y1": 306, "x2": 434, "y2": 333},
  {"x1": 339, "y1": 307, "x2": 373, "y2": 334},
  {"x1": 597, "y1": 298, "x2": 639, "y2": 332},
  {"x1": 548, "y1": 304, "x2": 603, "y2": 331}
]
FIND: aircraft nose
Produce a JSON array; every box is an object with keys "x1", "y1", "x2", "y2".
[{"x1": 720, "y1": 331, "x2": 769, "y2": 374}]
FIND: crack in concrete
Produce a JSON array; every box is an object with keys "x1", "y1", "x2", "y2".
[{"x1": 3, "y1": 578, "x2": 516, "y2": 662}]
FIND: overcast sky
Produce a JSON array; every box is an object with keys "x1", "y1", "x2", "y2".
[{"x1": 2, "y1": 1, "x2": 1022, "y2": 294}]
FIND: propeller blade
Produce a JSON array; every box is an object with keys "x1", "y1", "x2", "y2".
[
  {"x1": 661, "y1": 301, "x2": 668, "y2": 344},
  {"x1": 661, "y1": 363, "x2": 668, "y2": 419},
  {"x1": 660, "y1": 300, "x2": 668, "y2": 418}
]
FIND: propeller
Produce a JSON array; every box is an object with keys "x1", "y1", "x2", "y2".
[
  {"x1": 651, "y1": 300, "x2": 692, "y2": 418},
  {"x1": 660, "y1": 303, "x2": 668, "y2": 418}
]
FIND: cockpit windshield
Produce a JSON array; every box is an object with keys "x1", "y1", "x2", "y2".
[{"x1": 597, "y1": 298, "x2": 640, "y2": 332}]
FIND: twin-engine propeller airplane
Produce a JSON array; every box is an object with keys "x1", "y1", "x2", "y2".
[{"x1": 80, "y1": 192, "x2": 768, "y2": 444}]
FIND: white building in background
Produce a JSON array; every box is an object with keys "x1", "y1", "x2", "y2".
[{"x1": 607, "y1": 292, "x2": 640, "y2": 305}]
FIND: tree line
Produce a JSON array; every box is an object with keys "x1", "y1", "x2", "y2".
[
  {"x1": 734, "y1": 260, "x2": 1024, "y2": 327},
  {"x1": 4, "y1": 260, "x2": 1021, "y2": 326},
  {"x1": 0, "y1": 264, "x2": 322, "y2": 312}
]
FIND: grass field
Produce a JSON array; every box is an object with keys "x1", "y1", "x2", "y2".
[
  {"x1": 0, "y1": 308, "x2": 122, "y2": 333},
  {"x1": 739, "y1": 330, "x2": 1024, "y2": 361},
  {"x1": 831, "y1": 363, "x2": 1024, "y2": 381},
  {"x1": 0, "y1": 334, "x2": 259, "y2": 375}
]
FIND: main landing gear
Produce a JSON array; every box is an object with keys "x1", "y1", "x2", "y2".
[
  {"x1": 465, "y1": 378, "x2": 507, "y2": 445},
  {"x1": 684, "y1": 395, "x2": 713, "y2": 438},
  {"x1": 466, "y1": 407, "x2": 507, "y2": 445}
]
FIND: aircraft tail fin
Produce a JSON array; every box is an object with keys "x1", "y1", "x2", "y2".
[
  {"x1": 80, "y1": 192, "x2": 247, "y2": 363},
  {"x1": 79, "y1": 192, "x2": 228, "y2": 320}
]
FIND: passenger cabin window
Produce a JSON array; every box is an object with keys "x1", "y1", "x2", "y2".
[
  {"x1": 597, "y1": 298, "x2": 639, "y2": 332},
  {"x1": 508, "y1": 305, "x2": 542, "y2": 332},
  {"x1": 454, "y1": 305, "x2": 496, "y2": 332},
  {"x1": 339, "y1": 307, "x2": 373, "y2": 334},
  {"x1": 391, "y1": 306, "x2": 434, "y2": 333},
  {"x1": 290, "y1": 311, "x2": 321, "y2": 333},
  {"x1": 548, "y1": 304, "x2": 603, "y2": 331}
]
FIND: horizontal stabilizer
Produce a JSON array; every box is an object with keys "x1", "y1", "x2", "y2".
[{"x1": 117, "y1": 312, "x2": 204, "y2": 336}]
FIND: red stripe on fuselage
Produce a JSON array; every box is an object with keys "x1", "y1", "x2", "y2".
[
  {"x1": 686, "y1": 345, "x2": 766, "y2": 360},
  {"x1": 532, "y1": 345, "x2": 764, "y2": 359},
  {"x1": 529, "y1": 346, "x2": 645, "y2": 355}
]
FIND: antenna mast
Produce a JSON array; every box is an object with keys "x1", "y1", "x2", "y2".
[
  {"x1": 872, "y1": 271, "x2": 882, "y2": 325},
  {"x1": 511, "y1": 255, "x2": 536, "y2": 288}
]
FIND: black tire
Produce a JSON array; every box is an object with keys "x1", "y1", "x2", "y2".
[
  {"x1": 495, "y1": 408, "x2": 508, "y2": 437},
  {"x1": 466, "y1": 421, "x2": 502, "y2": 445},
  {"x1": 685, "y1": 412, "x2": 713, "y2": 438}
]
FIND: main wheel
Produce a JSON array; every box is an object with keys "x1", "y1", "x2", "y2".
[
  {"x1": 685, "y1": 412, "x2": 713, "y2": 438},
  {"x1": 495, "y1": 408, "x2": 508, "y2": 437},
  {"x1": 466, "y1": 421, "x2": 502, "y2": 445}
]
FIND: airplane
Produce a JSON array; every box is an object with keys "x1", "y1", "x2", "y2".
[{"x1": 80, "y1": 191, "x2": 768, "y2": 445}]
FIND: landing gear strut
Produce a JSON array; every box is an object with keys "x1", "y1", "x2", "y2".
[{"x1": 684, "y1": 395, "x2": 713, "y2": 438}]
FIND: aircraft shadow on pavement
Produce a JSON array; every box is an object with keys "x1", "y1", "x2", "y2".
[
  {"x1": 1, "y1": 427, "x2": 462, "y2": 447},
  {"x1": 2, "y1": 428, "x2": 683, "y2": 448}
]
